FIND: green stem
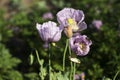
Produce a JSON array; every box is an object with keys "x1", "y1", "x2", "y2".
[
  {"x1": 73, "y1": 63, "x2": 76, "y2": 80},
  {"x1": 68, "y1": 42, "x2": 73, "y2": 80},
  {"x1": 63, "y1": 39, "x2": 69, "y2": 71},
  {"x1": 36, "y1": 50, "x2": 41, "y2": 65},
  {"x1": 48, "y1": 44, "x2": 51, "y2": 80},
  {"x1": 113, "y1": 70, "x2": 120, "y2": 80},
  {"x1": 36, "y1": 50, "x2": 44, "y2": 80}
]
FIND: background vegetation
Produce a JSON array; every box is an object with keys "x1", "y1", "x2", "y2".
[{"x1": 0, "y1": 0, "x2": 120, "y2": 80}]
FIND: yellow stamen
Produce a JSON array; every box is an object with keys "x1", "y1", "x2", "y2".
[
  {"x1": 68, "y1": 18, "x2": 75, "y2": 24},
  {"x1": 79, "y1": 43, "x2": 85, "y2": 50},
  {"x1": 79, "y1": 44, "x2": 83, "y2": 49},
  {"x1": 67, "y1": 18, "x2": 79, "y2": 32}
]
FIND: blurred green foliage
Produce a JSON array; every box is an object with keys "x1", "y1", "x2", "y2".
[
  {"x1": 0, "y1": 42, "x2": 22, "y2": 80},
  {"x1": 0, "y1": 0, "x2": 120, "y2": 80}
]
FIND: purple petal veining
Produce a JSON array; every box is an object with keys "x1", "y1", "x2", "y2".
[
  {"x1": 57, "y1": 8, "x2": 87, "y2": 32},
  {"x1": 69, "y1": 34, "x2": 92, "y2": 56},
  {"x1": 36, "y1": 21, "x2": 62, "y2": 48}
]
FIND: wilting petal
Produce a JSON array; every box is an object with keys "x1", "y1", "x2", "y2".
[{"x1": 69, "y1": 34, "x2": 92, "y2": 56}]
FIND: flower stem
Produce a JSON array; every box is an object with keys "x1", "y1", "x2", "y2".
[
  {"x1": 63, "y1": 39, "x2": 69, "y2": 71},
  {"x1": 113, "y1": 70, "x2": 120, "y2": 80},
  {"x1": 68, "y1": 42, "x2": 73, "y2": 80},
  {"x1": 36, "y1": 50, "x2": 41, "y2": 65},
  {"x1": 35, "y1": 50, "x2": 44, "y2": 80},
  {"x1": 48, "y1": 44, "x2": 51, "y2": 80},
  {"x1": 73, "y1": 63, "x2": 76, "y2": 80}
]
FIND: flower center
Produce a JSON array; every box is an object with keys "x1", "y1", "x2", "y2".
[
  {"x1": 68, "y1": 18, "x2": 75, "y2": 24},
  {"x1": 67, "y1": 18, "x2": 79, "y2": 32},
  {"x1": 79, "y1": 43, "x2": 85, "y2": 50}
]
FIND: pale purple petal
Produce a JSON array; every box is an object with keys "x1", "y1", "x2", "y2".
[
  {"x1": 36, "y1": 23, "x2": 42, "y2": 30},
  {"x1": 41, "y1": 23, "x2": 50, "y2": 41},
  {"x1": 69, "y1": 34, "x2": 92, "y2": 56},
  {"x1": 57, "y1": 9, "x2": 71, "y2": 27},
  {"x1": 42, "y1": 12, "x2": 54, "y2": 20},
  {"x1": 52, "y1": 31, "x2": 62, "y2": 42},
  {"x1": 92, "y1": 20, "x2": 103, "y2": 29},
  {"x1": 36, "y1": 23, "x2": 47, "y2": 41},
  {"x1": 74, "y1": 10, "x2": 84, "y2": 23},
  {"x1": 78, "y1": 22, "x2": 87, "y2": 31},
  {"x1": 46, "y1": 21, "x2": 62, "y2": 42},
  {"x1": 57, "y1": 8, "x2": 84, "y2": 26},
  {"x1": 36, "y1": 21, "x2": 62, "y2": 44},
  {"x1": 74, "y1": 74, "x2": 80, "y2": 80},
  {"x1": 57, "y1": 8, "x2": 86, "y2": 32},
  {"x1": 74, "y1": 72, "x2": 85, "y2": 80}
]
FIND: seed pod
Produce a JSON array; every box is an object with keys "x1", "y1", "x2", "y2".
[{"x1": 64, "y1": 26, "x2": 73, "y2": 38}]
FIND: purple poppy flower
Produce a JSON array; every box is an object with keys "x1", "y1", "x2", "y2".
[
  {"x1": 57, "y1": 8, "x2": 87, "y2": 32},
  {"x1": 92, "y1": 20, "x2": 103, "y2": 30},
  {"x1": 74, "y1": 72, "x2": 85, "y2": 80},
  {"x1": 80, "y1": 72, "x2": 85, "y2": 80},
  {"x1": 36, "y1": 21, "x2": 62, "y2": 48},
  {"x1": 74, "y1": 74, "x2": 80, "y2": 80},
  {"x1": 69, "y1": 34, "x2": 92, "y2": 56},
  {"x1": 42, "y1": 12, "x2": 54, "y2": 20}
]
